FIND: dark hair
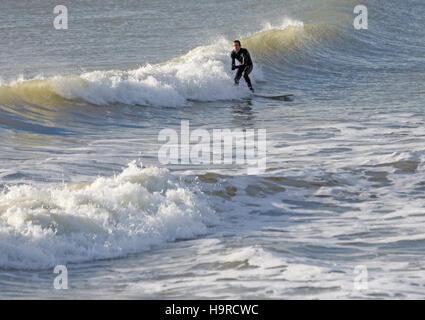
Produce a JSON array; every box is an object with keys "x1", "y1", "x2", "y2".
[{"x1": 233, "y1": 40, "x2": 241, "y2": 46}]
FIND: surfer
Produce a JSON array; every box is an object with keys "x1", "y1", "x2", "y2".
[{"x1": 231, "y1": 40, "x2": 254, "y2": 92}]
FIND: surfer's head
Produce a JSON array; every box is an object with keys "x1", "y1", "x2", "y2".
[{"x1": 233, "y1": 40, "x2": 241, "y2": 53}]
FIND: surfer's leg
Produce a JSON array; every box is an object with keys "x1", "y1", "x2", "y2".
[
  {"x1": 242, "y1": 65, "x2": 253, "y2": 91},
  {"x1": 234, "y1": 67, "x2": 243, "y2": 85}
]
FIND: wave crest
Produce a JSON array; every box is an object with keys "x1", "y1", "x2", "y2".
[{"x1": 0, "y1": 18, "x2": 340, "y2": 109}]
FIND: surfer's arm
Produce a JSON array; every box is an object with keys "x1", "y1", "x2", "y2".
[{"x1": 231, "y1": 53, "x2": 237, "y2": 70}]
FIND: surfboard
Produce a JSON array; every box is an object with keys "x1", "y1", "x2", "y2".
[{"x1": 253, "y1": 93, "x2": 294, "y2": 101}]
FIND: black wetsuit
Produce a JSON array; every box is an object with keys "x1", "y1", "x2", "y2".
[{"x1": 231, "y1": 48, "x2": 254, "y2": 91}]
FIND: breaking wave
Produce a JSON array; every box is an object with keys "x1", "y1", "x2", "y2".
[{"x1": 0, "y1": 161, "x2": 217, "y2": 269}]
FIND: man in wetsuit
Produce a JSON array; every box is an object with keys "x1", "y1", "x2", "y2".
[{"x1": 231, "y1": 40, "x2": 254, "y2": 92}]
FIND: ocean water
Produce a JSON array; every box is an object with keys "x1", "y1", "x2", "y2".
[{"x1": 1, "y1": 0, "x2": 425, "y2": 299}]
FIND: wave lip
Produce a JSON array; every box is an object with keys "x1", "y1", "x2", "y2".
[{"x1": 0, "y1": 161, "x2": 217, "y2": 270}]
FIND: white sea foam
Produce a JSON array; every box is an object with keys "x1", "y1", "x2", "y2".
[
  {"x1": 0, "y1": 161, "x2": 217, "y2": 269},
  {"x1": 46, "y1": 39, "x2": 259, "y2": 107}
]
